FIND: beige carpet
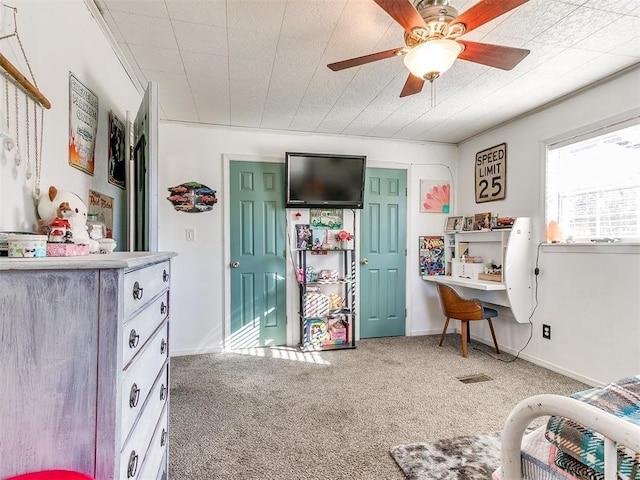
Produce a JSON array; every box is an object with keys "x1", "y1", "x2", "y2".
[{"x1": 169, "y1": 335, "x2": 588, "y2": 480}]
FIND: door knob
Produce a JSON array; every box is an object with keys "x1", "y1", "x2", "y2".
[
  {"x1": 231, "y1": 261, "x2": 240, "y2": 268},
  {"x1": 361, "y1": 258, "x2": 368, "y2": 265}
]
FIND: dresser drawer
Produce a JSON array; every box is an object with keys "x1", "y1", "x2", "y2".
[
  {"x1": 137, "y1": 404, "x2": 168, "y2": 480},
  {"x1": 124, "y1": 261, "x2": 171, "y2": 318},
  {"x1": 123, "y1": 291, "x2": 169, "y2": 367},
  {"x1": 119, "y1": 376, "x2": 168, "y2": 480},
  {"x1": 121, "y1": 323, "x2": 168, "y2": 444}
]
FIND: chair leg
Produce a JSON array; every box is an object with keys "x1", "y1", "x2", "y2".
[
  {"x1": 439, "y1": 317, "x2": 450, "y2": 346},
  {"x1": 487, "y1": 318, "x2": 500, "y2": 354},
  {"x1": 461, "y1": 320, "x2": 468, "y2": 357}
]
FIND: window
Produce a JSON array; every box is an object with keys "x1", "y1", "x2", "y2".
[{"x1": 546, "y1": 119, "x2": 640, "y2": 242}]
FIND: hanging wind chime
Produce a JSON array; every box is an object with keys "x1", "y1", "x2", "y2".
[{"x1": 0, "y1": 3, "x2": 48, "y2": 198}]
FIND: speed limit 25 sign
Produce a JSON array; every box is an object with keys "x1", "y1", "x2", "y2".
[{"x1": 475, "y1": 143, "x2": 506, "y2": 203}]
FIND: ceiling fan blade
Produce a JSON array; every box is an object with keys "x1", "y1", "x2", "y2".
[
  {"x1": 400, "y1": 73, "x2": 425, "y2": 98},
  {"x1": 327, "y1": 47, "x2": 404, "y2": 71},
  {"x1": 458, "y1": 41, "x2": 530, "y2": 70},
  {"x1": 450, "y1": 0, "x2": 529, "y2": 36},
  {"x1": 373, "y1": 0, "x2": 427, "y2": 34}
]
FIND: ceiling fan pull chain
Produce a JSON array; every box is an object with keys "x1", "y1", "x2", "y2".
[{"x1": 430, "y1": 80, "x2": 436, "y2": 108}]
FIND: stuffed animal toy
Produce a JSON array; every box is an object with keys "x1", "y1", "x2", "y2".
[{"x1": 37, "y1": 186, "x2": 99, "y2": 252}]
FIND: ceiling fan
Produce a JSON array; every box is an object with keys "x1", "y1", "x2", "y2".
[{"x1": 328, "y1": 0, "x2": 531, "y2": 98}]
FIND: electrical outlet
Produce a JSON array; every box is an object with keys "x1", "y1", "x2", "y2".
[
  {"x1": 186, "y1": 228, "x2": 195, "y2": 241},
  {"x1": 542, "y1": 324, "x2": 551, "y2": 339}
]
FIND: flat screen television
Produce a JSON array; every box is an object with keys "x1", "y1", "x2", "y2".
[{"x1": 285, "y1": 152, "x2": 367, "y2": 209}]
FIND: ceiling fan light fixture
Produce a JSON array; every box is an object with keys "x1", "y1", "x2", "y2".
[{"x1": 403, "y1": 39, "x2": 462, "y2": 82}]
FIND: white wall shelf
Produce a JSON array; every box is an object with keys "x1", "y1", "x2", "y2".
[{"x1": 423, "y1": 217, "x2": 533, "y2": 323}]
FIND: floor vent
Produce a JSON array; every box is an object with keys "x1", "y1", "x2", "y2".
[{"x1": 457, "y1": 374, "x2": 493, "y2": 384}]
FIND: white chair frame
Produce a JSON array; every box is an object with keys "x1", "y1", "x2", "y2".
[{"x1": 500, "y1": 394, "x2": 640, "y2": 480}]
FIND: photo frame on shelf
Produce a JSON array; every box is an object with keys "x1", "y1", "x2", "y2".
[
  {"x1": 474, "y1": 212, "x2": 492, "y2": 230},
  {"x1": 444, "y1": 216, "x2": 463, "y2": 232},
  {"x1": 311, "y1": 229, "x2": 327, "y2": 251},
  {"x1": 295, "y1": 224, "x2": 312, "y2": 249},
  {"x1": 463, "y1": 216, "x2": 474, "y2": 231}
]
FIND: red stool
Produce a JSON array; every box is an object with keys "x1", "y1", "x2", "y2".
[{"x1": 5, "y1": 471, "x2": 94, "y2": 480}]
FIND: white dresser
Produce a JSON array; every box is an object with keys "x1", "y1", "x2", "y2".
[{"x1": 0, "y1": 252, "x2": 176, "y2": 480}]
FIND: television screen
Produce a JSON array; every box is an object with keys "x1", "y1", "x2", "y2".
[{"x1": 285, "y1": 152, "x2": 367, "y2": 209}]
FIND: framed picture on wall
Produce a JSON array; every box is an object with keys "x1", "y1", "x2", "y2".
[
  {"x1": 419, "y1": 236, "x2": 445, "y2": 276},
  {"x1": 68, "y1": 72, "x2": 98, "y2": 175},
  {"x1": 108, "y1": 111, "x2": 126, "y2": 189}
]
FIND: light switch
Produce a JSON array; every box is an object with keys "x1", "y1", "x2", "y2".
[{"x1": 186, "y1": 228, "x2": 195, "y2": 241}]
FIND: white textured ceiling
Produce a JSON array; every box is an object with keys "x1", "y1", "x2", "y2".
[{"x1": 92, "y1": 0, "x2": 640, "y2": 144}]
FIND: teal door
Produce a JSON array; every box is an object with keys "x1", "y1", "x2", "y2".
[
  {"x1": 229, "y1": 161, "x2": 286, "y2": 348},
  {"x1": 360, "y1": 168, "x2": 407, "y2": 338}
]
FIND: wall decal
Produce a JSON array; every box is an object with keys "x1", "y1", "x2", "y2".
[{"x1": 167, "y1": 181, "x2": 217, "y2": 213}]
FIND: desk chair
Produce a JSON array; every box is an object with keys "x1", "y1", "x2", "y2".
[{"x1": 436, "y1": 283, "x2": 500, "y2": 357}]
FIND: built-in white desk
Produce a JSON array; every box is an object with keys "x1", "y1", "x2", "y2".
[
  {"x1": 422, "y1": 217, "x2": 533, "y2": 323},
  {"x1": 422, "y1": 275, "x2": 507, "y2": 291}
]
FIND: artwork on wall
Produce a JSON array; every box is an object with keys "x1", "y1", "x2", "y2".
[
  {"x1": 68, "y1": 72, "x2": 98, "y2": 175},
  {"x1": 419, "y1": 236, "x2": 445, "y2": 276},
  {"x1": 88, "y1": 189, "x2": 114, "y2": 238},
  {"x1": 166, "y1": 182, "x2": 218, "y2": 212},
  {"x1": 420, "y1": 180, "x2": 450, "y2": 213},
  {"x1": 475, "y1": 142, "x2": 506, "y2": 203},
  {"x1": 310, "y1": 208, "x2": 343, "y2": 228},
  {"x1": 108, "y1": 111, "x2": 126, "y2": 189}
]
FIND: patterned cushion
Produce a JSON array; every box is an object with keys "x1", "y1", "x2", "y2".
[
  {"x1": 555, "y1": 451, "x2": 603, "y2": 480},
  {"x1": 545, "y1": 375, "x2": 640, "y2": 480}
]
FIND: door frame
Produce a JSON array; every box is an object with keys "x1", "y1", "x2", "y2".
[{"x1": 223, "y1": 154, "x2": 290, "y2": 351}]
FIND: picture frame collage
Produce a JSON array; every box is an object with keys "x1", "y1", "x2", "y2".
[{"x1": 445, "y1": 213, "x2": 499, "y2": 232}]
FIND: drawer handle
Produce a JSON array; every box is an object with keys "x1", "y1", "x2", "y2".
[
  {"x1": 160, "y1": 429, "x2": 167, "y2": 447},
  {"x1": 129, "y1": 383, "x2": 140, "y2": 408},
  {"x1": 127, "y1": 450, "x2": 138, "y2": 478},
  {"x1": 160, "y1": 301, "x2": 167, "y2": 315},
  {"x1": 129, "y1": 329, "x2": 139, "y2": 348},
  {"x1": 132, "y1": 281, "x2": 144, "y2": 300},
  {"x1": 163, "y1": 269, "x2": 169, "y2": 283},
  {"x1": 160, "y1": 384, "x2": 167, "y2": 401},
  {"x1": 160, "y1": 338, "x2": 167, "y2": 355}
]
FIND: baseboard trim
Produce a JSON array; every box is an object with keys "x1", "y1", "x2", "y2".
[
  {"x1": 409, "y1": 328, "x2": 452, "y2": 336},
  {"x1": 171, "y1": 346, "x2": 223, "y2": 357},
  {"x1": 173, "y1": 333, "x2": 600, "y2": 387},
  {"x1": 468, "y1": 334, "x2": 600, "y2": 387}
]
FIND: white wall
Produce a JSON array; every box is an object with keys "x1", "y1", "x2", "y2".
[
  {"x1": 0, "y1": 0, "x2": 141, "y2": 248},
  {"x1": 157, "y1": 122, "x2": 458, "y2": 356},
  {"x1": 455, "y1": 68, "x2": 640, "y2": 386}
]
